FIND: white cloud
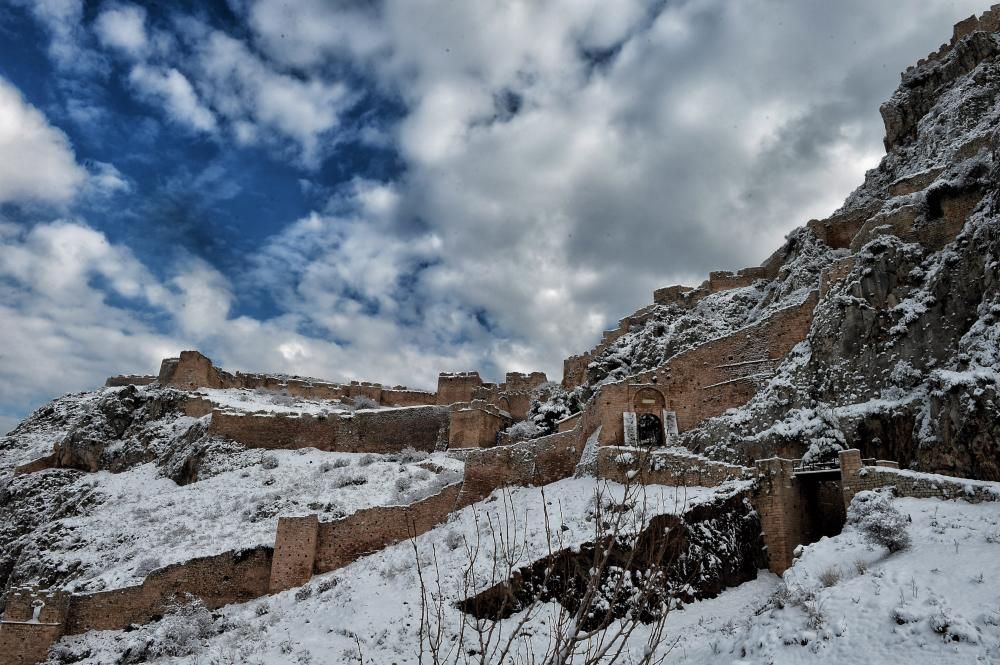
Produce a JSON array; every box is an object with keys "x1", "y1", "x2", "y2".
[
  {"x1": 4, "y1": 0, "x2": 995, "y2": 427},
  {"x1": 93, "y1": 3, "x2": 149, "y2": 58},
  {"x1": 11, "y1": 0, "x2": 90, "y2": 69},
  {"x1": 194, "y1": 31, "x2": 351, "y2": 165},
  {"x1": 0, "y1": 78, "x2": 86, "y2": 204},
  {"x1": 128, "y1": 65, "x2": 217, "y2": 132},
  {"x1": 0, "y1": 221, "x2": 179, "y2": 418},
  {"x1": 85, "y1": 161, "x2": 132, "y2": 197}
]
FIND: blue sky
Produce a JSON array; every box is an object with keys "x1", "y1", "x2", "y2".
[{"x1": 0, "y1": 0, "x2": 988, "y2": 432}]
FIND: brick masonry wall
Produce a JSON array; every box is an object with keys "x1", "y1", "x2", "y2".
[
  {"x1": 314, "y1": 483, "x2": 464, "y2": 573},
  {"x1": 64, "y1": 547, "x2": 273, "y2": 634},
  {"x1": 806, "y1": 205, "x2": 877, "y2": 249},
  {"x1": 596, "y1": 447, "x2": 749, "y2": 487},
  {"x1": 183, "y1": 397, "x2": 214, "y2": 418},
  {"x1": 448, "y1": 408, "x2": 504, "y2": 448},
  {"x1": 840, "y1": 449, "x2": 1000, "y2": 508},
  {"x1": 654, "y1": 291, "x2": 817, "y2": 433},
  {"x1": 209, "y1": 410, "x2": 341, "y2": 450},
  {"x1": 707, "y1": 268, "x2": 766, "y2": 292},
  {"x1": 888, "y1": 167, "x2": 944, "y2": 196},
  {"x1": 751, "y1": 458, "x2": 805, "y2": 574},
  {"x1": 381, "y1": 389, "x2": 438, "y2": 407},
  {"x1": 269, "y1": 516, "x2": 319, "y2": 593},
  {"x1": 209, "y1": 406, "x2": 449, "y2": 453},
  {"x1": 562, "y1": 353, "x2": 592, "y2": 390},
  {"x1": 590, "y1": 292, "x2": 817, "y2": 445},
  {"x1": 437, "y1": 373, "x2": 483, "y2": 405},
  {"x1": 0, "y1": 622, "x2": 64, "y2": 665},
  {"x1": 104, "y1": 375, "x2": 157, "y2": 387},
  {"x1": 819, "y1": 256, "x2": 856, "y2": 298},
  {"x1": 158, "y1": 351, "x2": 235, "y2": 390},
  {"x1": 354, "y1": 407, "x2": 449, "y2": 453},
  {"x1": 459, "y1": 429, "x2": 585, "y2": 505}
]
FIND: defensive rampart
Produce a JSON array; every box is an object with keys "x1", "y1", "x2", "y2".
[
  {"x1": 208, "y1": 405, "x2": 449, "y2": 453},
  {"x1": 596, "y1": 446, "x2": 749, "y2": 487}
]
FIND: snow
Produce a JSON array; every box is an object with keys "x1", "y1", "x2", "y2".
[
  {"x1": 0, "y1": 391, "x2": 103, "y2": 474},
  {"x1": 194, "y1": 388, "x2": 353, "y2": 415},
  {"x1": 45, "y1": 449, "x2": 464, "y2": 593},
  {"x1": 55, "y1": 479, "x2": 751, "y2": 663},
  {"x1": 735, "y1": 496, "x2": 1000, "y2": 663}
]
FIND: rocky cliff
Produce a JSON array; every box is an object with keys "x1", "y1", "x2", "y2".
[{"x1": 563, "y1": 9, "x2": 1000, "y2": 480}]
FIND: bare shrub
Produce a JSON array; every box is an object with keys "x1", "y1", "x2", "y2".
[
  {"x1": 117, "y1": 598, "x2": 214, "y2": 663},
  {"x1": 848, "y1": 490, "x2": 911, "y2": 553},
  {"x1": 333, "y1": 474, "x2": 368, "y2": 489},
  {"x1": 818, "y1": 566, "x2": 841, "y2": 587},
  {"x1": 412, "y1": 449, "x2": 679, "y2": 665},
  {"x1": 320, "y1": 458, "x2": 350, "y2": 473},
  {"x1": 357, "y1": 453, "x2": 379, "y2": 466},
  {"x1": 395, "y1": 475, "x2": 413, "y2": 493},
  {"x1": 353, "y1": 396, "x2": 379, "y2": 410},
  {"x1": 854, "y1": 558, "x2": 868, "y2": 575},
  {"x1": 261, "y1": 453, "x2": 280, "y2": 470},
  {"x1": 397, "y1": 446, "x2": 429, "y2": 464},
  {"x1": 506, "y1": 420, "x2": 542, "y2": 442}
]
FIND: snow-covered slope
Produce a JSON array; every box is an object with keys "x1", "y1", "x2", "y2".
[{"x1": 45, "y1": 490, "x2": 1000, "y2": 664}]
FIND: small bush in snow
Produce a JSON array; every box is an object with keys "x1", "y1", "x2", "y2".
[
  {"x1": 818, "y1": 566, "x2": 841, "y2": 587},
  {"x1": 353, "y1": 396, "x2": 379, "y2": 409},
  {"x1": 853, "y1": 558, "x2": 868, "y2": 575},
  {"x1": 444, "y1": 529, "x2": 465, "y2": 551},
  {"x1": 848, "y1": 490, "x2": 911, "y2": 553},
  {"x1": 334, "y1": 474, "x2": 368, "y2": 488},
  {"x1": 506, "y1": 420, "x2": 542, "y2": 442},
  {"x1": 262, "y1": 453, "x2": 279, "y2": 470},
  {"x1": 397, "y1": 446, "x2": 429, "y2": 463},
  {"x1": 395, "y1": 475, "x2": 413, "y2": 492},
  {"x1": 294, "y1": 586, "x2": 313, "y2": 602},
  {"x1": 320, "y1": 458, "x2": 350, "y2": 473},
  {"x1": 118, "y1": 599, "x2": 214, "y2": 663},
  {"x1": 357, "y1": 453, "x2": 379, "y2": 466}
]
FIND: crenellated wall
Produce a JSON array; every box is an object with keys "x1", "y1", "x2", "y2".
[{"x1": 436, "y1": 372, "x2": 484, "y2": 406}]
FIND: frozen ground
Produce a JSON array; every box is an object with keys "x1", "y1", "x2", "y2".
[
  {"x1": 0, "y1": 391, "x2": 102, "y2": 474},
  {"x1": 52, "y1": 478, "x2": 749, "y2": 663},
  {"x1": 49, "y1": 488, "x2": 1000, "y2": 664},
  {"x1": 42, "y1": 448, "x2": 463, "y2": 593},
  {"x1": 194, "y1": 388, "x2": 355, "y2": 415}
]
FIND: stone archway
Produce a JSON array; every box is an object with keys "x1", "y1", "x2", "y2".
[{"x1": 633, "y1": 387, "x2": 666, "y2": 414}]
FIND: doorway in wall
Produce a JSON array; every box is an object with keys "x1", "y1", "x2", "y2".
[{"x1": 636, "y1": 413, "x2": 664, "y2": 447}]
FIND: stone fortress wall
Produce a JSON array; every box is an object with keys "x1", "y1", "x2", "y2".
[
  {"x1": 151, "y1": 350, "x2": 440, "y2": 408},
  {"x1": 208, "y1": 405, "x2": 450, "y2": 453},
  {"x1": 7, "y1": 12, "x2": 998, "y2": 659},
  {"x1": 563, "y1": 265, "x2": 780, "y2": 392}
]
